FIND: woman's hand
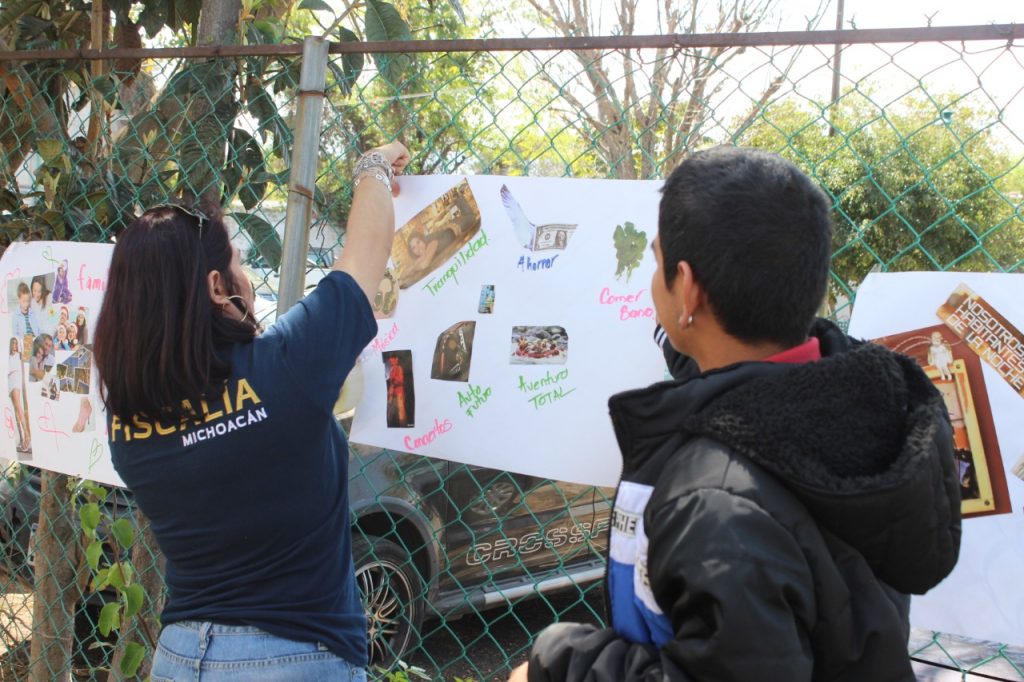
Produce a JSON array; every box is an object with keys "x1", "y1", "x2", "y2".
[
  {"x1": 372, "y1": 141, "x2": 410, "y2": 196},
  {"x1": 339, "y1": 140, "x2": 410, "y2": 300}
]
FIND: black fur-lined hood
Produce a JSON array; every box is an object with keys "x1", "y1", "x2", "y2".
[{"x1": 610, "y1": 320, "x2": 962, "y2": 595}]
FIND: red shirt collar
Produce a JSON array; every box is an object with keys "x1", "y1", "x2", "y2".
[{"x1": 764, "y1": 337, "x2": 821, "y2": 364}]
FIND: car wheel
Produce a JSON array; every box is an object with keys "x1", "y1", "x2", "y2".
[{"x1": 353, "y1": 534, "x2": 425, "y2": 669}]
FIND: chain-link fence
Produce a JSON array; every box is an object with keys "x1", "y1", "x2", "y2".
[{"x1": 1, "y1": 23, "x2": 1023, "y2": 681}]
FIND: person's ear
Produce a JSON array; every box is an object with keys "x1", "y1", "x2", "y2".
[
  {"x1": 207, "y1": 270, "x2": 231, "y2": 308},
  {"x1": 673, "y1": 260, "x2": 704, "y2": 322}
]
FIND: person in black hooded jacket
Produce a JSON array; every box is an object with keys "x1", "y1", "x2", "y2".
[{"x1": 509, "y1": 146, "x2": 961, "y2": 682}]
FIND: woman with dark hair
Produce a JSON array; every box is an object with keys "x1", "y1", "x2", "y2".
[
  {"x1": 74, "y1": 307, "x2": 88, "y2": 346},
  {"x1": 94, "y1": 142, "x2": 409, "y2": 680},
  {"x1": 400, "y1": 227, "x2": 456, "y2": 285},
  {"x1": 28, "y1": 333, "x2": 52, "y2": 382},
  {"x1": 30, "y1": 275, "x2": 50, "y2": 320}
]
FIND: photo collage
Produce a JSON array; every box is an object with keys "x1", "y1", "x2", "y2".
[
  {"x1": 7, "y1": 258, "x2": 96, "y2": 459},
  {"x1": 382, "y1": 179, "x2": 577, "y2": 429}
]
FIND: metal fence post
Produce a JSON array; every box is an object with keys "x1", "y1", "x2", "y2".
[{"x1": 278, "y1": 36, "x2": 330, "y2": 315}]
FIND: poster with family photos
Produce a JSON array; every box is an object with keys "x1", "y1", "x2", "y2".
[{"x1": 0, "y1": 242, "x2": 111, "y2": 484}]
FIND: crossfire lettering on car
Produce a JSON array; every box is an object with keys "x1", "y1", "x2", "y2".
[{"x1": 466, "y1": 519, "x2": 610, "y2": 565}]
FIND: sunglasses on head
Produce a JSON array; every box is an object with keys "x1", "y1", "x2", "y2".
[{"x1": 148, "y1": 203, "x2": 210, "y2": 237}]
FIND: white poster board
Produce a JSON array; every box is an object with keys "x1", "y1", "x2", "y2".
[
  {"x1": 0, "y1": 241, "x2": 118, "y2": 485},
  {"x1": 849, "y1": 272, "x2": 1024, "y2": 645},
  {"x1": 350, "y1": 175, "x2": 667, "y2": 487},
  {"x1": 1, "y1": 176, "x2": 669, "y2": 489}
]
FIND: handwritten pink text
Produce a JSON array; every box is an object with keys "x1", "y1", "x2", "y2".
[
  {"x1": 404, "y1": 417, "x2": 453, "y2": 451},
  {"x1": 599, "y1": 286, "x2": 654, "y2": 321}
]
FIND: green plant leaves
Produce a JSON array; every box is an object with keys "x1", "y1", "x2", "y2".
[
  {"x1": 365, "y1": 0, "x2": 411, "y2": 42},
  {"x1": 124, "y1": 583, "x2": 145, "y2": 619},
  {"x1": 111, "y1": 518, "x2": 135, "y2": 549},
  {"x1": 120, "y1": 642, "x2": 147, "y2": 677},
  {"x1": 298, "y1": 0, "x2": 333, "y2": 11},
  {"x1": 364, "y1": 0, "x2": 413, "y2": 84},
  {"x1": 0, "y1": 0, "x2": 43, "y2": 32},
  {"x1": 231, "y1": 212, "x2": 282, "y2": 270},
  {"x1": 85, "y1": 540, "x2": 103, "y2": 572},
  {"x1": 250, "y1": 19, "x2": 283, "y2": 44},
  {"x1": 79, "y1": 502, "x2": 101, "y2": 535},
  {"x1": 37, "y1": 139, "x2": 64, "y2": 164},
  {"x1": 92, "y1": 567, "x2": 110, "y2": 592},
  {"x1": 331, "y1": 27, "x2": 365, "y2": 96},
  {"x1": 98, "y1": 602, "x2": 121, "y2": 637},
  {"x1": 224, "y1": 128, "x2": 268, "y2": 209}
]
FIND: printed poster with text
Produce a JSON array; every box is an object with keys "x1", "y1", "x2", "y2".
[
  {"x1": 350, "y1": 175, "x2": 667, "y2": 487},
  {"x1": 0, "y1": 241, "x2": 117, "y2": 485},
  {"x1": 849, "y1": 272, "x2": 1024, "y2": 646}
]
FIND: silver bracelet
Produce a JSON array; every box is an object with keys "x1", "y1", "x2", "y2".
[
  {"x1": 353, "y1": 170, "x2": 392, "y2": 192},
  {"x1": 354, "y1": 150, "x2": 394, "y2": 182}
]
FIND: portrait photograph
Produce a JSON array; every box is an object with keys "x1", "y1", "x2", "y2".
[
  {"x1": 874, "y1": 324, "x2": 1011, "y2": 518},
  {"x1": 391, "y1": 179, "x2": 482, "y2": 289},
  {"x1": 382, "y1": 350, "x2": 415, "y2": 428}
]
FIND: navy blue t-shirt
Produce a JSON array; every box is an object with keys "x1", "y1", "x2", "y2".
[{"x1": 109, "y1": 271, "x2": 376, "y2": 667}]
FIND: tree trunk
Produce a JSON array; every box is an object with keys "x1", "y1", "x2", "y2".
[
  {"x1": 197, "y1": 0, "x2": 242, "y2": 46},
  {"x1": 182, "y1": 0, "x2": 243, "y2": 204},
  {"x1": 28, "y1": 472, "x2": 82, "y2": 682},
  {"x1": 106, "y1": 510, "x2": 165, "y2": 682}
]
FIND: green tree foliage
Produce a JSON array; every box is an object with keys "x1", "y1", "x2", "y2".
[
  {"x1": 0, "y1": 0, "x2": 419, "y2": 266},
  {"x1": 312, "y1": 0, "x2": 604, "y2": 234},
  {"x1": 738, "y1": 93, "x2": 1024, "y2": 296}
]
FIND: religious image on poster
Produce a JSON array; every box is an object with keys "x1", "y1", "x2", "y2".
[
  {"x1": 874, "y1": 323, "x2": 1011, "y2": 517},
  {"x1": 849, "y1": 272, "x2": 1024, "y2": 647},
  {"x1": 500, "y1": 184, "x2": 577, "y2": 251},
  {"x1": 391, "y1": 178, "x2": 482, "y2": 289},
  {"x1": 936, "y1": 283, "x2": 1024, "y2": 398},
  {"x1": 431, "y1": 322, "x2": 475, "y2": 382}
]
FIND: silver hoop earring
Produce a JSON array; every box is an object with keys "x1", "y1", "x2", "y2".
[{"x1": 227, "y1": 295, "x2": 256, "y2": 327}]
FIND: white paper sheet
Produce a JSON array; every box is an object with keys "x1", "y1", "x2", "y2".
[
  {"x1": 350, "y1": 175, "x2": 667, "y2": 487},
  {"x1": 849, "y1": 272, "x2": 1024, "y2": 645},
  {"x1": 0, "y1": 241, "x2": 118, "y2": 485}
]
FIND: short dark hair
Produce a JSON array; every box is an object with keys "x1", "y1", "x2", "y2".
[
  {"x1": 659, "y1": 146, "x2": 833, "y2": 348},
  {"x1": 94, "y1": 203, "x2": 255, "y2": 422}
]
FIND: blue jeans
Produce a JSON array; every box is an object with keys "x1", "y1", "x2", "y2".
[{"x1": 150, "y1": 621, "x2": 367, "y2": 681}]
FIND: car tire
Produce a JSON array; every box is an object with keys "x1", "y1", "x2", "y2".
[{"x1": 353, "y1": 534, "x2": 425, "y2": 669}]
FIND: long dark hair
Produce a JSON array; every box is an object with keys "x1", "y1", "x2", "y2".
[
  {"x1": 30, "y1": 275, "x2": 50, "y2": 307},
  {"x1": 94, "y1": 203, "x2": 256, "y2": 422}
]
